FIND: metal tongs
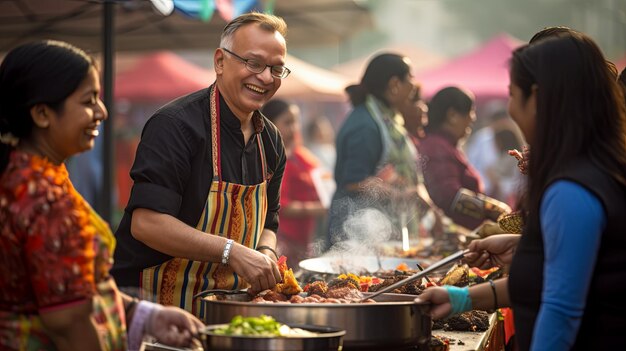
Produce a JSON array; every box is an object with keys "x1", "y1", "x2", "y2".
[{"x1": 362, "y1": 249, "x2": 469, "y2": 302}]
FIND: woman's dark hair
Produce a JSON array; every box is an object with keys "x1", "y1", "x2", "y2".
[
  {"x1": 619, "y1": 67, "x2": 626, "y2": 104},
  {"x1": 529, "y1": 26, "x2": 578, "y2": 44},
  {"x1": 261, "y1": 98, "x2": 291, "y2": 123},
  {"x1": 511, "y1": 34, "x2": 626, "y2": 226},
  {"x1": 0, "y1": 40, "x2": 94, "y2": 172},
  {"x1": 346, "y1": 53, "x2": 411, "y2": 107},
  {"x1": 425, "y1": 86, "x2": 474, "y2": 133},
  {"x1": 529, "y1": 26, "x2": 618, "y2": 79}
]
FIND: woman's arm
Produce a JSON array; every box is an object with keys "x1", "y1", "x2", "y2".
[
  {"x1": 531, "y1": 181, "x2": 605, "y2": 350},
  {"x1": 414, "y1": 278, "x2": 511, "y2": 320}
]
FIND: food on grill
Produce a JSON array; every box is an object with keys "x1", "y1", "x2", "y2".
[
  {"x1": 469, "y1": 266, "x2": 502, "y2": 284},
  {"x1": 432, "y1": 310, "x2": 490, "y2": 332},
  {"x1": 429, "y1": 335, "x2": 450, "y2": 351},
  {"x1": 273, "y1": 255, "x2": 303, "y2": 296},
  {"x1": 325, "y1": 274, "x2": 364, "y2": 300},
  {"x1": 252, "y1": 270, "x2": 372, "y2": 304},
  {"x1": 395, "y1": 262, "x2": 410, "y2": 271},
  {"x1": 356, "y1": 275, "x2": 383, "y2": 292},
  {"x1": 275, "y1": 267, "x2": 302, "y2": 295},
  {"x1": 438, "y1": 265, "x2": 469, "y2": 287},
  {"x1": 213, "y1": 315, "x2": 317, "y2": 337},
  {"x1": 368, "y1": 271, "x2": 426, "y2": 295},
  {"x1": 325, "y1": 286, "x2": 362, "y2": 300},
  {"x1": 303, "y1": 280, "x2": 328, "y2": 297},
  {"x1": 254, "y1": 290, "x2": 288, "y2": 303},
  {"x1": 328, "y1": 274, "x2": 360, "y2": 291}
]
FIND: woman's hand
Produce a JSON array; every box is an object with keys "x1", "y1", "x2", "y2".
[
  {"x1": 464, "y1": 234, "x2": 521, "y2": 268},
  {"x1": 229, "y1": 243, "x2": 282, "y2": 294},
  {"x1": 508, "y1": 145, "x2": 529, "y2": 175},
  {"x1": 414, "y1": 287, "x2": 453, "y2": 320},
  {"x1": 147, "y1": 306, "x2": 204, "y2": 348}
]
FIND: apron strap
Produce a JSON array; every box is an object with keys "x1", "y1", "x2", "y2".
[{"x1": 210, "y1": 85, "x2": 221, "y2": 181}]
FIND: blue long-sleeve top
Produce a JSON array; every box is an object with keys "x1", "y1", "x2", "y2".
[{"x1": 531, "y1": 180, "x2": 606, "y2": 350}]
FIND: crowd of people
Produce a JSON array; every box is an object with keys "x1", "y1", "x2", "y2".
[{"x1": 1, "y1": 9, "x2": 625, "y2": 351}]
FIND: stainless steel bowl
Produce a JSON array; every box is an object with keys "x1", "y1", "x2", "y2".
[
  {"x1": 200, "y1": 324, "x2": 345, "y2": 351},
  {"x1": 199, "y1": 293, "x2": 431, "y2": 349}
]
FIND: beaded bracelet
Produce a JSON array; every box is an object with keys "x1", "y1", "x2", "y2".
[{"x1": 256, "y1": 245, "x2": 279, "y2": 260}]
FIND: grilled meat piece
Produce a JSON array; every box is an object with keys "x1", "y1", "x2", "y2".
[
  {"x1": 259, "y1": 290, "x2": 288, "y2": 302},
  {"x1": 304, "y1": 280, "x2": 329, "y2": 297},
  {"x1": 440, "y1": 310, "x2": 490, "y2": 332},
  {"x1": 368, "y1": 275, "x2": 402, "y2": 292},
  {"x1": 325, "y1": 286, "x2": 363, "y2": 300},
  {"x1": 327, "y1": 276, "x2": 359, "y2": 291},
  {"x1": 400, "y1": 282, "x2": 424, "y2": 295},
  {"x1": 368, "y1": 273, "x2": 424, "y2": 295}
]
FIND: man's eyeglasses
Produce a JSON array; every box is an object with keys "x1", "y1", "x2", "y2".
[{"x1": 221, "y1": 48, "x2": 291, "y2": 79}]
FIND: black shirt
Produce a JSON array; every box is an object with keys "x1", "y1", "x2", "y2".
[{"x1": 112, "y1": 87, "x2": 286, "y2": 287}]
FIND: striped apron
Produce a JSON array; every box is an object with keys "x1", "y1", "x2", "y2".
[{"x1": 140, "y1": 85, "x2": 269, "y2": 318}]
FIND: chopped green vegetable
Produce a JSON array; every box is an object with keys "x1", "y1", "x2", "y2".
[{"x1": 213, "y1": 315, "x2": 283, "y2": 337}]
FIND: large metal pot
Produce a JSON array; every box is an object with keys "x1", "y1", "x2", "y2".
[{"x1": 198, "y1": 293, "x2": 431, "y2": 350}]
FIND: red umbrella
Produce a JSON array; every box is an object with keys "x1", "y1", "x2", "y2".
[
  {"x1": 417, "y1": 33, "x2": 524, "y2": 100},
  {"x1": 115, "y1": 51, "x2": 215, "y2": 101},
  {"x1": 115, "y1": 51, "x2": 350, "y2": 102}
]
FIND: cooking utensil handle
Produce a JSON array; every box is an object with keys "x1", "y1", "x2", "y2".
[
  {"x1": 363, "y1": 249, "x2": 469, "y2": 302},
  {"x1": 192, "y1": 289, "x2": 247, "y2": 300}
]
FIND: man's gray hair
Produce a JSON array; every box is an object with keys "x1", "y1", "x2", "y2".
[{"x1": 220, "y1": 12, "x2": 287, "y2": 50}]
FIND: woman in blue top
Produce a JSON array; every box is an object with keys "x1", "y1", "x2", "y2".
[{"x1": 416, "y1": 32, "x2": 626, "y2": 350}]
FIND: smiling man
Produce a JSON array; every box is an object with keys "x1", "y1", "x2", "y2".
[{"x1": 112, "y1": 13, "x2": 288, "y2": 317}]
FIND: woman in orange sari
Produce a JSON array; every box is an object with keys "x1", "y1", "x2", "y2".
[{"x1": 0, "y1": 40, "x2": 202, "y2": 350}]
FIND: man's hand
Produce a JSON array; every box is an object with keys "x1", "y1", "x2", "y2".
[{"x1": 229, "y1": 243, "x2": 282, "y2": 294}]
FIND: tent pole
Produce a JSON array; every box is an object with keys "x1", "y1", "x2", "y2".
[{"x1": 101, "y1": 0, "x2": 115, "y2": 224}]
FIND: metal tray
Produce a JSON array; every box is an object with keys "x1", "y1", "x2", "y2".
[
  {"x1": 298, "y1": 256, "x2": 431, "y2": 276},
  {"x1": 200, "y1": 323, "x2": 345, "y2": 351}
]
